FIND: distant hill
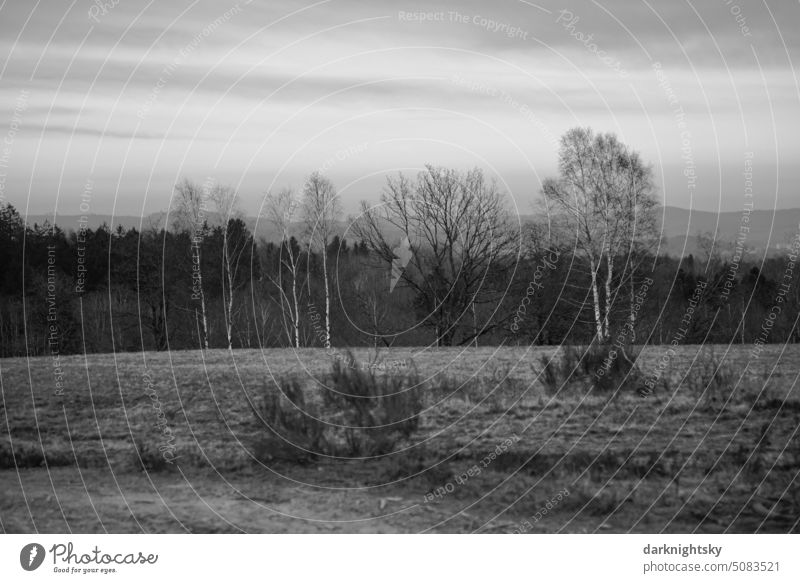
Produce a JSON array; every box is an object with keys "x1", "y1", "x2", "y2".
[
  {"x1": 656, "y1": 206, "x2": 800, "y2": 257},
  {"x1": 23, "y1": 206, "x2": 800, "y2": 257}
]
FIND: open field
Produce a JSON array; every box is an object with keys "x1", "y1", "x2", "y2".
[{"x1": 1, "y1": 345, "x2": 799, "y2": 533}]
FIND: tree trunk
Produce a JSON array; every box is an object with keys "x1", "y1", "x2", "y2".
[
  {"x1": 198, "y1": 290, "x2": 209, "y2": 350},
  {"x1": 223, "y1": 230, "x2": 234, "y2": 350},
  {"x1": 603, "y1": 252, "x2": 613, "y2": 342},
  {"x1": 629, "y1": 273, "x2": 636, "y2": 344},
  {"x1": 589, "y1": 256, "x2": 604, "y2": 342},
  {"x1": 196, "y1": 246, "x2": 209, "y2": 350},
  {"x1": 322, "y1": 241, "x2": 331, "y2": 348},
  {"x1": 291, "y1": 266, "x2": 300, "y2": 349},
  {"x1": 471, "y1": 301, "x2": 478, "y2": 348}
]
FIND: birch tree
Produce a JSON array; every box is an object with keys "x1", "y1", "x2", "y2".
[
  {"x1": 172, "y1": 178, "x2": 212, "y2": 349},
  {"x1": 263, "y1": 188, "x2": 303, "y2": 348},
  {"x1": 542, "y1": 127, "x2": 657, "y2": 342},
  {"x1": 210, "y1": 184, "x2": 249, "y2": 350},
  {"x1": 302, "y1": 172, "x2": 341, "y2": 348}
]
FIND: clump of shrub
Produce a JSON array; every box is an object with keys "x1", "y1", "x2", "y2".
[
  {"x1": 429, "y1": 362, "x2": 523, "y2": 413},
  {"x1": 586, "y1": 344, "x2": 645, "y2": 393},
  {"x1": 322, "y1": 356, "x2": 423, "y2": 456},
  {"x1": 0, "y1": 440, "x2": 44, "y2": 468},
  {"x1": 0, "y1": 439, "x2": 74, "y2": 469},
  {"x1": 538, "y1": 352, "x2": 563, "y2": 396},
  {"x1": 559, "y1": 478, "x2": 625, "y2": 518},
  {"x1": 683, "y1": 349, "x2": 738, "y2": 409},
  {"x1": 248, "y1": 375, "x2": 329, "y2": 464},
  {"x1": 249, "y1": 352, "x2": 424, "y2": 463},
  {"x1": 132, "y1": 435, "x2": 176, "y2": 472},
  {"x1": 538, "y1": 344, "x2": 645, "y2": 395}
]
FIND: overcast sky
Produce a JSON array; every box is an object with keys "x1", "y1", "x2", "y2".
[{"x1": 1, "y1": 0, "x2": 798, "y2": 219}]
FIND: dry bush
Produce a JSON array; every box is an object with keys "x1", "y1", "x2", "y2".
[
  {"x1": 132, "y1": 435, "x2": 175, "y2": 472},
  {"x1": 430, "y1": 361, "x2": 523, "y2": 413},
  {"x1": 0, "y1": 440, "x2": 44, "y2": 468},
  {"x1": 249, "y1": 352, "x2": 424, "y2": 462},
  {"x1": 323, "y1": 356, "x2": 423, "y2": 456},
  {"x1": 538, "y1": 353, "x2": 563, "y2": 396},
  {"x1": 587, "y1": 344, "x2": 645, "y2": 393},
  {"x1": 557, "y1": 478, "x2": 625, "y2": 518},
  {"x1": 685, "y1": 349, "x2": 738, "y2": 410},
  {"x1": 538, "y1": 344, "x2": 645, "y2": 396},
  {"x1": 0, "y1": 439, "x2": 74, "y2": 469},
  {"x1": 249, "y1": 375, "x2": 329, "y2": 464}
]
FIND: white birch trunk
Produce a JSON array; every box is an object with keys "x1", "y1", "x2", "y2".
[
  {"x1": 603, "y1": 252, "x2": 614, "y2": 342},
  {"x1": 589, "y1": 256, "x2": 604, "y2": 342},
  {"x1": 322, "y1": 242, "x2": 331, "y2": 348}
]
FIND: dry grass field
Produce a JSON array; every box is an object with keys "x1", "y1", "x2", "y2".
[{"x1": 1, "y1": 344, "x2": 798, "y2": 533}]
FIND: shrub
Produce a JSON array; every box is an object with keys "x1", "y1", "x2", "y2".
[
  {"x1": 538, "y1": 353, "x2": 562, "y2": 396},
  {"x1": 249, "y1": 352, "x2": 424, "y2": 462},
  {"x1": 429, "y1": 362, "x2": 520, "y2": 412},
  {"x1": 248, "y1": 375, "x2": 329, "y2": 464},
  {"x1": 0, "y1": 439, "x2": 74, "y2": 469},
  {"x1": 132, "y1": 434, "x2": 177, "y2": 472},
  {"x1": 585, "y1": 343, "x2": 645, "y2": 393},
  {"x1": 538, "y1": 344, "x2": 644, "y2": 395},
  {"x1": 687, "y1": 349, "x2": 737, "y2": 409},
  {"x1": 561, "y1": 479, "x2": 624, "y2": 517},
  {"x1": 323, "y1": 354, "x2": 423, "y2": 456},
  {"x1": 0, "y1": 440, "x2": 43, "y2": 468}
]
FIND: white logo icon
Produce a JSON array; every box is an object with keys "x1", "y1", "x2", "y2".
[{"x1": 390, "y1": 237, "x2": 413, "y2": 292}]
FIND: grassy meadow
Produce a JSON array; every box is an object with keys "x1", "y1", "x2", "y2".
[{"x1": 1, "y1": 345, "x2": 798, "y2": 533}]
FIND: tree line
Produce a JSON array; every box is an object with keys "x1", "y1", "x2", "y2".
[{"x1": 1, "y1": 127, "x2": 798, "y2": 357}]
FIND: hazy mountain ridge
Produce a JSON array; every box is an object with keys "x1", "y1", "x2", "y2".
[{"x1": 22, "y1": 206, "x2": 800, "y2": 257}]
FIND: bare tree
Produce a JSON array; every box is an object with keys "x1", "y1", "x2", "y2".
[
  {"x1": 542, "y1": 127, "x2": 657, "y2": 342},
  {"x1": 262, "y1": 188, "x2": 303, "y2": 348},
  {"x1": 209, "y1": 184, "x2": 248, "y2": 350},
  {"x1": 353, "y1": 165, "x2": 516, "y2": 346},
  {"x1": 302, "y1": 172, "x2": 341, "y2": 348},
  {"x1": 172, "y1": 177, "x2": 212, "y2": 349},
  {"x1": 350, "y1": 267, "x2": 395, "y2": 348}
]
